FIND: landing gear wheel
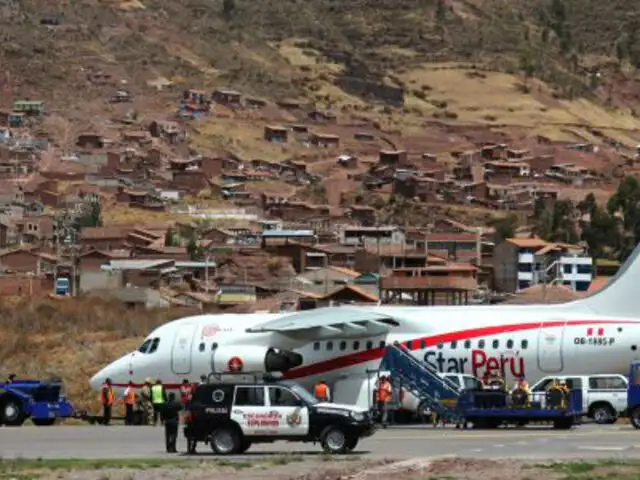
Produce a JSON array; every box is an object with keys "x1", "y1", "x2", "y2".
[
  {"x1": 239, "y1": 440, "x2": 252, "y2": 453},
  {"x1": 210, "y1": 428, "x2": 240, "y2": 455},
  {"x1": 321, "y1": 426, "x2": 348, "y2": 454},
  {"x1": 187, "y1": 438, "x2": 197, "y2": 454},
  {"x1": 33, "y1": 419, "x2": 56, "y2": 426},
  {"x1": 345, "y1": 436, "x2": 358, "y2": 453},
  {"x1": 1, "y1": 398, "x2": 25, "y2": 426},
  {"x1": 631, "y1": 408, "x2": 640, "y2": 429},
  {"x1": 592, "y1": 405, "x2": 615, "y2": 425}
]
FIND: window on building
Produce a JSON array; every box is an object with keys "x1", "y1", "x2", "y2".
[
  {"x1": 518, "y1": 263, "x2": 533, "y2": 273},
  {"x1": 575, "y1": 281, "x2": 590, "y2": 292},
  {"x1": 563, "y1": 264, "x2": 573, "y2": 274},
  {"x1": 577, "y1": 264, "x2": 592, "y2": 275}
]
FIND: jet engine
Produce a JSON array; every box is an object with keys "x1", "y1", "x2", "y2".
[{"x1": 211, "y1": 346, "x2": 303, "y2": 373}]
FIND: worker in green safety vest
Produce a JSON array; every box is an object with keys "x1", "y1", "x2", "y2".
[{"x1": 151, "y1": 379, "x2": 167, "y2": 426}]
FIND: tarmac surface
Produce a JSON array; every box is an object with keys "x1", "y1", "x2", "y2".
[{"x1": 3, "y1": 423, "x2": 640, "y2": 460}]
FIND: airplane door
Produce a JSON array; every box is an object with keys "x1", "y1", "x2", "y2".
[
  {"x1": 171, "y1": 324, "x2": 196, "y2": 375},
  {"x1": 537, "y1": 321, "x2": 566, "y2": 373}
]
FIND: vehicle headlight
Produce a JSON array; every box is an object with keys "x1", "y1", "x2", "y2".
[{"x1": 351, "y1": 411, "x2": 365, "y2": 421}]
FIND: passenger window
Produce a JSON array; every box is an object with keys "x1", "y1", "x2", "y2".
[
  {"x1": 565, "y1": 378, "x2": 582, "y2": 390},
  {"x1": 366, "y1": 341, "x2": 373, "y2": 350},
  {"x1": 326, "y1": 341, "x2": 334, "y2": 351},
  {"x1": 353, "y1": 341, "x2": 360, "y2": 350},
  {"x1": 521, "y1": 339, "x2": 528, "y2": 349},
  {"x1": 198, "y1": 342, "x2": 205, "y2": 352},
  {"x1": 589, "y1": 376, "x2": 627, "y2": 390},
  {"x1": 533, "y1": 379, "x2": 553, "y2": 392},
  {"x1": 406, "y1": 340, "x2": 412, "y2": 349},
  {"x1": 148, "y1": 338, "x2": 160, "y2": 354},
  {"x1": 313, "y1": 342, "x2": 320, "y2": 351},
  {"x1": 506, "y1": 339, "x2": 514, "y2": 349},
  {"x1": 492, "y1": 339, "x2": 499, "y2": 349},
  {"x1": 478, "y1": 339, "x2": 485, "y2": 349},
  {"x1": 268, "y1": 387, "x2": 301, "y2": 407},
  {"x1": 234, "y1": 386, "x2": 265, "y2": 406},
  {"x1": 379, "y1": 341, "x2": 386, "y2": 349},
  {"x1": 464, "y1": 340, "x2": 471, "y2": 349},
  {"x1": 420, "y1": 340, "x2": 426, "y2": 349},
  {"x1": 138, "y1": 339, "x2": 152, "y2": 353},
  {"x1": 437, "y1": 342, "x2": 443, "y2": 349},
  {"x1": 211, "y1": 342, "x2": 218, "y2": 351},
  {"x1": 451, "y1": 341, "x2": 457, "y2": 349},
  {"x1": 339, "y1": 341, "x2": 347, "y2": 351}
]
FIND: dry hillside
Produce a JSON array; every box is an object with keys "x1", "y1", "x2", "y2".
[{"x1": 0, "y1": 296, "x2": 190, "y2": 412}]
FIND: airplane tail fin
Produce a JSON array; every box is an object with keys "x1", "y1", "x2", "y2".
[{"x1": 569, "y1": 242, "x2": 640, "y2": 317}]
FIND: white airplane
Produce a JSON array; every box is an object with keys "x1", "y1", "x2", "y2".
[{"x1": 90, "y1": 242, "x2": 640, "y2": 409}]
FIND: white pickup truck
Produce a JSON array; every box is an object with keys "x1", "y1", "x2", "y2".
[{"x1": 530, "y1": 374, "x2": 628, "y2": 424}]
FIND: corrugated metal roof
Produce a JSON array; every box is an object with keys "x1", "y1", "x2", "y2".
[
  {"x1": 103, "y1": 259, "x2": 173, "y2": 270},
  {"x1": 175, "y1": 261, "x2": 217, "y2": 268},
  {"x1": 262, "y1": 230, "x2": 315, "y2": 237}
]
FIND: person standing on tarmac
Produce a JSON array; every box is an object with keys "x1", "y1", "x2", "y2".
[
  {"x1": 100, "y1": 378, "x2": 115, "y2": 426},
  {"x1": 376, "y1": 374, "x2": 393, "y2": 428},
  {"x1": 163, "y1": 393, "x2": 183, "y2": 453},
  {"x1": 140, "y1": 379, "x2": 153, "y2": 425},
  {"x1": 313, "y1": 380, "x2": 331, "y2": 402},
  {"x1": 151, "y1": 379, "x2": 167, "y2": 426},
  {"x1": 180, "y1": 379, "x2": 193, "y2": 406},
  {"x1": 123, "y1": 381, "x2": 136, "y2": 425}
]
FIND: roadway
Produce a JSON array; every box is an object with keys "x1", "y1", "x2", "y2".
[{"x1": 2, "y1": 424, "x2": 640, "y2": 460}]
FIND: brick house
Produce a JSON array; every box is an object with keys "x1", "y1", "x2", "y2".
[{"x1": 80, "y1": 226, "x2": 131, "y2": 250}]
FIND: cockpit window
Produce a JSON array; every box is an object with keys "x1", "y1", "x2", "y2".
[
  {"x1": 138, "y1": 339, "x2": 152, "y2": 353},
  {"x1": 148, "y1": 337, "x2": 160, "y2": 354}
]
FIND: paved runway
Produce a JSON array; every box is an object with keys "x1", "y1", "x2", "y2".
[{"x1": 3, "y1": 424, "x2": 640, "y2": 460}]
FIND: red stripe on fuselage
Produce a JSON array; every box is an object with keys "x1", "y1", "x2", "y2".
[
  {"x1": 282, "y1": 319, "x2": 640, "y2": 380},
  {"x1": 110, "y1": 319, "x2": 640, "y2": 388}
]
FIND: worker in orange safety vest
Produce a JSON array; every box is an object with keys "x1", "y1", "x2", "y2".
[
  {"x1": 100, "y1": 378, "x2": 115, "y2": 426},
  {"x1": 376, "y1": 374, "x2": 393, "y2": 428},
  {"x1": 123, "y1": 381, "x2": 136, "y2": 425},
  {"x1": 313, "y1": 380, "x2": 331, "y2": 402}
]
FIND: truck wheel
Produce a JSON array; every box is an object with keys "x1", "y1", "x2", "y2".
[
  {"x1": 591, "y1": 405, "x2": 614, "y2": 425},
  {"x1": 33, "y1": 419, "x2": 56, "y2": 426},
  {"x1": 321, "y1": 426, "x2": 348, "y2": 454},
  {"x1": 1, "y1": 398, "x2": 25, "y2": 426},
  {"x1": 210, "y1": 427, "x2": 240, "y2": 455},
  {"x1": 553, "y1": 418, "x2": 573, "y2": 430},
  {"x1": 630, "y1": 408, "x2": 640, "y2": 429}
]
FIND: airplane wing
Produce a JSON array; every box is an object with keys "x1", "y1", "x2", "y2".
[{"x1": 245, "y1": 307, "x2": 399, "y2": 340}]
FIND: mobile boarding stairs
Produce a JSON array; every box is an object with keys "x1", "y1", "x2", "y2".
[{"x1": 375, "y1": 344, "x2": 582, "y2": 429}]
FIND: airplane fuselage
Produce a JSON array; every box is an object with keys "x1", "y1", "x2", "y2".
[{"x1": 92, "y1": 303, "x2": 640, "y2": 409}]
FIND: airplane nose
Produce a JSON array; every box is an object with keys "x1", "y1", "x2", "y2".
[{"x1": 90, "y1": 371, "x2": 104, "y2": 391}]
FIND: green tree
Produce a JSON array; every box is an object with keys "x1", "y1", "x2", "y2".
[
  {"x1": 491, "y1": 213, "x2": 518, "y2": 243},
  {"x1": 164, "y1": 227, "x2": 177, "y2": 247},
  {"x1": 607, "y1": 175, "x2": 640, "y2": 260},
  {"x1": 186, "y1": 236, "x2": 200, "y2": 261},
  {"x1": 535, "y1": 199, "x2": 578, "y2": 243}
]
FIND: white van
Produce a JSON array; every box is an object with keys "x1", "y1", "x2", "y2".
[{"x1": 530, "y1": 374, "x2": 628, "y2": 424}]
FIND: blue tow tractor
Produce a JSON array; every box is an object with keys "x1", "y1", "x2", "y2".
[{"x1": 0, "y1": 379, "x2": 75, "y2": 426}]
